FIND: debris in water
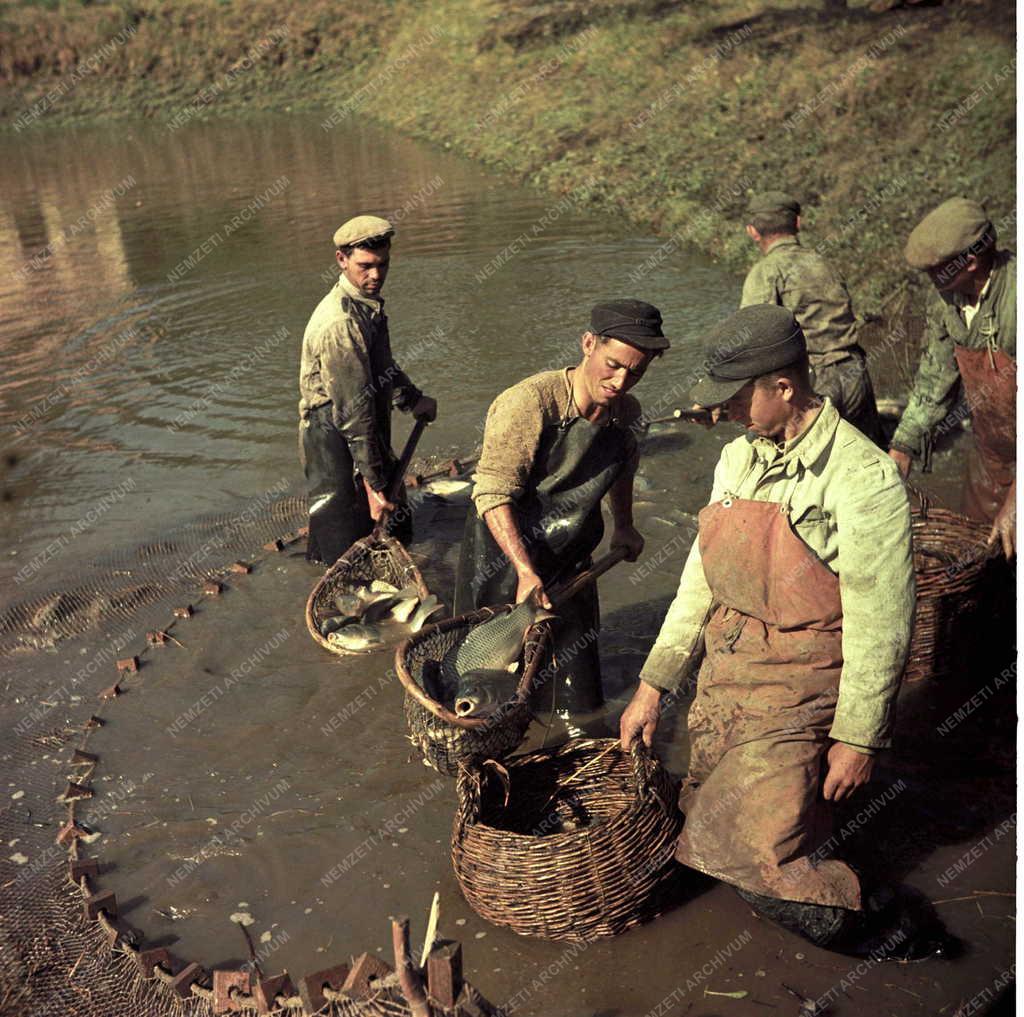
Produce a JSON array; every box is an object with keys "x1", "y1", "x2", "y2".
[
  {"x1": 8, "y1": 853, "x2": 28, "y2": 865},
  {"x1": 230, "y1": 912, "x2": 255, "y2": 926}
]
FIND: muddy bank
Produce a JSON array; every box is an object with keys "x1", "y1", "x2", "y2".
[{"x1": 0, "y1": 0, "x2": 1015, "y2": 310}]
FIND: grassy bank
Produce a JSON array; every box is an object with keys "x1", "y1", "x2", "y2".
[{"x1": 0, "y1": 0, "x2": 1015, "y2": 309}]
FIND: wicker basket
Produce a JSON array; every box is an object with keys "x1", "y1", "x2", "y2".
[
  {"x1": 451, "y1": 738, "x2": 683, "y2": 942},
  {"x1": 306, "y1": 533, "x2": 431, "y2": 656},
  {"x1": 395, "y1": 608, "x2": 552, "y2": 776},
  {"x1": 905, "y1": 504, "x2": 996, "y2": 683}
]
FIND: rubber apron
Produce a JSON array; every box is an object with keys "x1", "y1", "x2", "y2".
[
  {"x1": 453, "y1": 391, "x2": 635, "y2": 712},
  {"x1": 955, "y1": 345, "x2": 1016, "y2": 523},
  {"x1": 675, "y1": 495, "x2": 862, "y2": 910}
]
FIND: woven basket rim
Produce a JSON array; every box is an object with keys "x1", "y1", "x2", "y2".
[
  {"x1": 911, "y1": 506, "x2": 994, "y2": 578},
  {"x1": 395, "y1": 606, "x2": 551, "y2": 729},
  {"x1": 457, "y1": 738, "x2": 662, "y2": 839},
  {"x1": 305, "y1": 531, "x2": 431, "y2": 656}
]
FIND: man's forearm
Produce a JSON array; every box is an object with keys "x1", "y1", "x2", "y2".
[
  {"x1": 482, "y1": 504, "x2": 536, "y2": 580},
  {"x1": 608, "y1": 469, "x2": 635, "y2": 528}
]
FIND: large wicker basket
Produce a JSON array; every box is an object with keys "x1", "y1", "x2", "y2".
[
  {"x1": 395, "y1": 608, "x2": 552, "y2": 776},
  {"x1": 306, "y1": 533, "x2": 431, "y2": 656},
  {"x1": 905, "y1": 504, "x2": 997, "y2": 683},
  {"x1": 452, "y1": 738, "x2": 683, "y2": 942}
]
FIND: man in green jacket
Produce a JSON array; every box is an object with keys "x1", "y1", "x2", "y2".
[
  {"x1": 741, "y1": 192, "x2": 882, "y2": 443},
  {"x1": 889, "y1": 197, "x2": 1016, "y2": 558}
]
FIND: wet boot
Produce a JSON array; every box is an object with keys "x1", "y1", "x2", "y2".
[{"x1": 735, "y1": 885, "x2": 957, "y2": 961}]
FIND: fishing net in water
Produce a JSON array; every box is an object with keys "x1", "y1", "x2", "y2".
[{"x1": 0, "y1": 490, "x2": 493, "y2": 1016}]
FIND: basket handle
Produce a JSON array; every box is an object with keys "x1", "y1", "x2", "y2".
[
  {"x1": 628, "y1": 740, "x2": 658, "y2": 803},
  {"x1": 905, "y1": 479, "x2": 930, "y2": 520},
  {"x1": 454, "y1": 764, "x2": 483, "y2": 830}
]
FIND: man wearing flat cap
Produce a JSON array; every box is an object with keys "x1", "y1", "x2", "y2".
[
  {"x1": 298, "y1": 215, "x2": 437, "y2": 565},
  {"x1": 454, "y1": 300, "x2": 668, "y2": 718},
  {"x1": 741, "y1": 191, "x2": 882, "y2": 443},
  {"x1": 620, "y1": 305, "x2": 925, "y2": 955},
  {"x1": 890, "y1": 197, "x2": 1016, "y2": 558}
]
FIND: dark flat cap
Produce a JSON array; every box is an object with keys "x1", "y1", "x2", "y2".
[
  {"x1": 904, "y1": 197, "x2": 992, "y2": 269},
  {"x1": 333, "y1": 214, "x2": 395, "y2": 248},
  {"x1": 590, "y1": 299, "x2": 670, "y2": 352},
  {"x1": 691, "y1": 305, "x2": 807, "y2": 407},
  {"x1": 746, "y1": 191, "x2": 801, "y2": 218}
]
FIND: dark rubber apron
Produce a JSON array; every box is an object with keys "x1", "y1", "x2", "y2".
[
  {"x1": 955, "y1": 345, "x2": 1016, "y2": 523},
  {"x1": 453, "y1": 385, "x2": 635, "y2": 712},
  {"x1": 675, "y1": 495, "x2": 862, "y2": 911},
  {"x1": 302, "y1": 403, "x2": 411, "y2": 566}
]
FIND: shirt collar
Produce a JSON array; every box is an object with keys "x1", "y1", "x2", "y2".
[
  {"x1": 749, "y1": 398, "x2": 839, "y2": 472},
  {"x1": 764, "y1": 235, "x2": 800, "y2": 255},
  {"x1": 339, "y1": 271, "x2": 384, "y2": 310}
]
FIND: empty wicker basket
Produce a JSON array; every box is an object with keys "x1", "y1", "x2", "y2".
[
  {"x1": 905, "y1": 504, "x2": 998, "y2": 683},
  {"x1": 451, "y1": 738, "x2": 683, "y2": 942},
  {"x1": 395, "y1": 608, "x2": 552, "y2": 776}
]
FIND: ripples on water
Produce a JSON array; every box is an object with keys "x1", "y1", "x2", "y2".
[{"x1": 0, "y1": 113, "x2": 736, "y2": 592}]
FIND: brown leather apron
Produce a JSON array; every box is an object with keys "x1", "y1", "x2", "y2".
[
  {"x1": 674, "y1": 496, "x2": 862, "y2": 910},
  {"x1": 955, "y1": 346, "x2": 1016, "y2": 523}
]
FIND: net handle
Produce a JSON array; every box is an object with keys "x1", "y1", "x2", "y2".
[
  {"x1": 377, "y1": 416, "x2": 429, "y2": 533},
  {"x1": 548, "y1": 546, "x2": 628, "y2": 607}
]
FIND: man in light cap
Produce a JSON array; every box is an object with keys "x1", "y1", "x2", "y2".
[
  {"x1": 620, "y1": 305, "x2": 928, "y2": 956},
  {"x1": 454, "y1": 300, "x2": 668, "y2": 718},
  {"x1": 299, "y1": 215, "x2": 436, "y2": 565},
  {"x1": 741, "y1": 191, "x2": 882, "y2": 443},
  {"x1": 889, "y1": 197, "x2": 1016, "y2": 558}
]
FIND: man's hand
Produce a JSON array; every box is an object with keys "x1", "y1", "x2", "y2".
[
  {"x1": 515, "y1": 569, "x2": 552, "y2": 609},
  {"x1": 412, "y1": 395, "x2": 437, "y2": 422},
  {"x1": 822, "y1": 742, "x2": 874, "y2": 802},
  {"x1": 619, "y1": 681, "x2": 662, "y2": 750},
  {"x1": 363, "y1": 478, "x2": 396, "y2": 521},
  {"x1": 888, "y1": 448, "x2": 912, "y2": 480},
  {"x1": 610, "y1": 525, "x2": 645, "y2": 562},
  {"x1": 987, "y1": 482, "x2": 1016, "y2": 560}
]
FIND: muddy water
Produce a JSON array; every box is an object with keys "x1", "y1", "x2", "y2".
[{"x1": 1, "y1": 114, "x2": 1009, "y2": 1016}]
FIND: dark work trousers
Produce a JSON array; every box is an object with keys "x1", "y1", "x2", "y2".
[
  {"x1": 811, "y1": 346, "x2": 883, "y2": 446},
  {"x1": 301, "y1": 403, "x2": 410, "y2": 565}
]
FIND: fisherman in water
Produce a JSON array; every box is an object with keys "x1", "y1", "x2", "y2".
[
  {"x1": 888, "y1": 197, "x2": 1016, "y2": 558},
  {"x1": 620, "y1": 306, "x2": 944, "y2": 959},
  {"x1": 454, "y1": 301, "x2": 668, "y2": 721},
  {"x1": 298, "y1": 215, "x2": 437, "y2": 565}
]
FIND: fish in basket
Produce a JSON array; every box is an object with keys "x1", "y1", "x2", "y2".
[
  {"x1": 904, "y1": 495, "x2": 1002, "y2": 683},
  {"x1": 306, "y1": 419, "x2": 445, "y2": 655},
  {"x1": 451, "y1": 738, "x2": 683, "y2": 942},
  {"x1": 395, "y1": 605, "x2": 553, "y2": 776},
  {"x1": 395, "y1": 549, "x2": 628, "y2": 775}
]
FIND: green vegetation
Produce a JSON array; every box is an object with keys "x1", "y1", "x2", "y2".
[{"x1": 0, "y1": 0, "x2": 1015, "y2": 309}]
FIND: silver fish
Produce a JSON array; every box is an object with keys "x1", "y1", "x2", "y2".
[
  {"x1": 333, "y1": 593, "x2": 364, "y2": 617},
  {"x1": 369, "y1": 579, "x2": 399, "y2": 594},
  {"x1": 320, "y1": 615, "x2": 358, "y2": 638},
  {"x1": 408, "y1": 594, "x2": 444, "y2": 633},
  {"x1": 443, "y1": 593, "x2": 556, "y2": 682},
  {"x1": 453, "y1": 668, "x2": 520, "y2": 718},
  {"x1": 328, "y1": 624, "x2": 385, "y2": 651},
  {"x1": 389, "y1": 597, "x2": 420, "y2": 623},
  {"x1": 360, "y1": 593, "x2": 401, "y2": 623}
]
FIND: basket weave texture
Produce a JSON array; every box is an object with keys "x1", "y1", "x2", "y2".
[
  {"x1": 452, "y1": 738, "x2": 683, "y2": 942},
  {"x1": 395, "y1": 608, "x2": 551, "y2": 776},
  {"x1": 306, "y1": 533, "x2": 430, "y2": 656},
  {"x1": 905, "y1": 505, "x2": 996, "y2": 682}
]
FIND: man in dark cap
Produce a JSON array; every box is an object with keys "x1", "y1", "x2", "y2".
[
  {"x1": 741, "y1": 191, "x2": 882, "y2": 443},
  {"x1": 889, "y1": 197, "x2": 1016, "y2": 558},
  {"x1": 620, "y1": 305, "x2": 929, "y2": 956},
  {"x1": 454, "y1": 300, "x2": 668, "y2": 720},
  {"x1": 298, "y1": 214, "x2": 437, "y2": 565}
]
